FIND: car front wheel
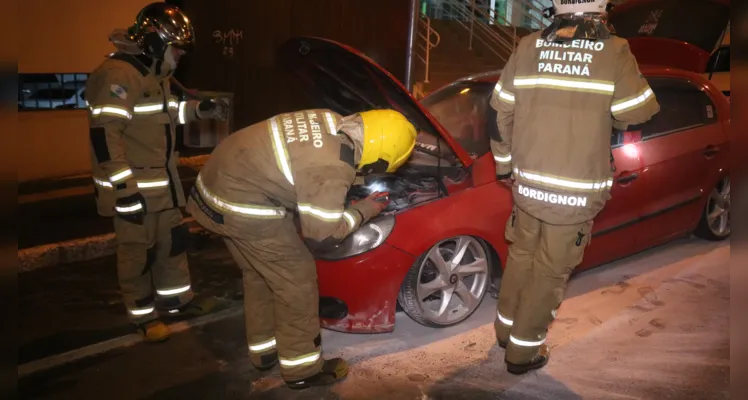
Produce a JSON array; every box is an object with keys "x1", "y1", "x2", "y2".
[
  {"x1": 694, "y1": 176, "x2": 730, "y2": 241},
  {"x1": 398, "y1": 235, "x2": 491, "y2": 328}
]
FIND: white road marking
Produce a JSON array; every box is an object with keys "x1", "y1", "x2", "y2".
[{"x1": 17, "y1": 306, "x2": 243, "y2": 378}]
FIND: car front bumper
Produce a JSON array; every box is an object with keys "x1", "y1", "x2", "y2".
[{"x1": 316, "y1": 242, "x2": 415, "y2": 333}]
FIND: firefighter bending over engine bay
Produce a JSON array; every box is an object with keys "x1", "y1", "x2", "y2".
[
  {"x1": 490, "y1": 0, "x2": 660, "y2": 374},
  {"x1": 86, "y1": 3, "x2": 228, "y2": 342},
  {"x1": 186, "y1": 109, "x2": 417, "y2": 389}
]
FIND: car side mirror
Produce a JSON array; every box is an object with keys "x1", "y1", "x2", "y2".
[{"x1": 623, "y1": 130, "x2": 642, "y2": 144}]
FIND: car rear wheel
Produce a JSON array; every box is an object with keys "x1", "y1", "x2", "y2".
[
  {"x1": 694, "y1": 176, "x2": 730, "y2": 241},
  {"x1": 398, "y1": 236, "x2": 491, "y2": 328}
]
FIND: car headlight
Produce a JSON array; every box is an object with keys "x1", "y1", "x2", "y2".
[{"x1": 315, "y1": 215, "x2": 395, "y2": 260}]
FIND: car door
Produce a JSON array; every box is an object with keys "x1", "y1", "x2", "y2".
[
  {"x1": 576, "y1": 130, "x2": 646, "y2": 270},
  {"x1": 624, "y1": 76, "x2": 725, "y2": 247}
]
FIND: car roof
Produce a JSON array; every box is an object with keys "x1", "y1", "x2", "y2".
[{"x1": 453, "y1": 64, "x2": 709, "y2": 85}]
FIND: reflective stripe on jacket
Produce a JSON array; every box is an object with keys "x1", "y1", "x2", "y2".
[
  {"x1": 194, "y1": 109, "x2": 380, "y2": 250},
  {"x1": 490, "y1": 32, "x2": 660, "y2": 224},
  {"x1": 86, "y1": 52, "x2": 201, "y2": 216}
]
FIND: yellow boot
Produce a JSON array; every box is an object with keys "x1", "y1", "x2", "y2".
[{"x1": 136, "y1": 320, "x2": 171, "y2": 343}]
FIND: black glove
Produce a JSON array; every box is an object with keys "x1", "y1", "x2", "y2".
[
  {"x1": 197, "y1": 98, "x2": 229, "y2": 121},
  {"x1": 115, "y1": 192, "x2": 146, "y2": 225}
]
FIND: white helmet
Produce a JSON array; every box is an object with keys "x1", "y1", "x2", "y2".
[{"x1": 552, "y1": 0, "x2": 608, "y2": 16}]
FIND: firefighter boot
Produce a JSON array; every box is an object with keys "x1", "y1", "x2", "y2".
[
  {"x1": 164, "y1": 296, "x2": 222, "y2": 319},
  {"x1": 135, "y1": 319, "x2": 171, "y2": 343},
  {"x1": 253, "y1": 351, "x2": 279, "y2": 372},
  {"x1": 286, "y1": 358, "x2": 349, "y2": 390},
  {"x1": 506, "y1": 344, "x2": 550, "y2": 375}
]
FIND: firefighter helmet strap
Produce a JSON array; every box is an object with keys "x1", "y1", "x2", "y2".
[{"x1": 358, "y1": 159, "x2": 390, "y2": 175}]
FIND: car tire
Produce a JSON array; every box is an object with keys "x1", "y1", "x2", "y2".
[
  {"x1": 694, "y1": 176, "x2": 730, "y2": 241},
  {"x1": 398, "y1": 236, "x2": 492, "y2": 328}
]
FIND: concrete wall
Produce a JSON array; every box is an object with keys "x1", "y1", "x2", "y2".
[{"x1": 18, "y1": 0, "x2": 157, "y2": 182}]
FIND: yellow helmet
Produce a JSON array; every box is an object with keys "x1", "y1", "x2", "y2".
[{"x1": 357, "y1": 109, "x2": 418, "y2": 174}]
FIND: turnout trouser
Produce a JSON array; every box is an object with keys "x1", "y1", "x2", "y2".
[
  {"x1": 495, "y1": 205, "x2": 593, "y2": 365},
  {"x1": 187, "y1": 193, "x2": 323, "y2": 382},
  {"x1": 114, "y1": 208, "x2": 193, "y2": 324}
]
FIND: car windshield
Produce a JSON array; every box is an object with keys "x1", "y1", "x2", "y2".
[
  {"x1": 421, "y1": 81, "x2": 495, "y2": 157},
  {"x1": 610, "y1": 0, "x2": 730, "y2": 53}
]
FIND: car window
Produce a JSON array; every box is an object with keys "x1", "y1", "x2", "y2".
[
  {"x1": 707, "y1": 46, "x2": 730, "y2": 73},
  {"x1": 421, "y1": 81, "x2": 494, "y2": 157},
  {"x1": 629, "y1": 77, "x2": 718, "y2": 140}
]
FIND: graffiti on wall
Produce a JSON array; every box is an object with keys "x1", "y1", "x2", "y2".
[{"x1": 213, "y1": 29, "x2": 243, "y2": 58}]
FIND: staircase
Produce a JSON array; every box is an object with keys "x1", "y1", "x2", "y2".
[{"x1": 412, "y1": 0, "x2": 552, "y2": 99}]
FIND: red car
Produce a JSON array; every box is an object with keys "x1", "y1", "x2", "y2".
[{"x1": 282, "y1": 37, "x2": 731, "y2": 334}]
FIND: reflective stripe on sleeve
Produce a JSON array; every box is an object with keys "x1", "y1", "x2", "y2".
[
  {"x1": 156, "y1": 285, "x2": 191, "y2": 296},
  {"x1": 109, "y1": 168, "x2": 133, "y2": 184},
  {"x1": 90, "y1": 105, "x2": 132, "y2": 119},
  {"x1": 248, "y1": 338, "x2": 277, "y2": 353},
  {"x1": 514, "y1": 76, "x2": 615, "y2": 95},
  {"x1": 279, "y1": 351, "x2": 321, "y2": 368},
  {"x1": 494, "y1": 154, "x2": 512, "y2": 164},
  {"x1": 137, "y1": 179, "x2": 170, "y2": 189},
  {"x1": 493, "y1": 83, "x2": 515, "y2": 104},
  {"x1": 514, "y1": 167, "x2": 613, "y2": 191},
  {"x1": 509, "y1": 335, "x2": 546, "y2": 347},
  {"x1": 343, "y1": 211, "x2": 357, "y2": 230},
  {"x1": 497, "y1": 311, "x2": 514, "y2": 326},
  {"x1": 129, "y1": 306, "x2": 155, "y2": 316},
  {"x1": 269, "y1": 118, "x2": 295, "y2": 185},
  {"x1": 115, "y1": 202, "x2": 143, "y2": 213},
  {"x1": 298, "y1": 204, "x2": 344, "y2": 221},
  {"x1": 324, "y1": 112, "x2": 337, "y2": 135},
  {"x1": 611, "y1": 87, "x2": 654, "y2": 115},
  {"x1": 196, "y1": 175, "x2": 286, "y2": 218},
  {"x1": 93, "y1": 177, "x2": 113, "y2": 188},
  {"x1": 178, "y1": 101, "x2": 188, "y2": 124}
]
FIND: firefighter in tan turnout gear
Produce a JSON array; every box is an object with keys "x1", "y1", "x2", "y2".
[
  {"x1": 86, "y1": 3, "x2": 228, "y2": 342},
  {"x1": 187, "y1": 109, "x2": 417, "y2": 389},
  {"x1": 490, "y1": 0, "x2": 660, "y2": 374}
]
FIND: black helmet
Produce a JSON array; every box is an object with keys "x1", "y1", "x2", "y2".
[{"x1": 127, "y1": 3, "x2": 194, "y2": 59}]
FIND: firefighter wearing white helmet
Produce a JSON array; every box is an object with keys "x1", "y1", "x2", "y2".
[
  {"x1": 187, "y1": 108, "x2": 417, "y2": 389},
  {"x1": 490, "y1": 0, "x2": 660, "y2": 374},
  {"x1": 86, "y1": 3, "x2": 228, "y2": 342}
]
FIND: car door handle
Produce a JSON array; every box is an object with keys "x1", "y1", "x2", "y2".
[
  {"x1": 703, "y1": 145, "x2": 721, "y2": 157},
  {"x1": 616, "y1": 173, "x2": 639, "y2": 185}
]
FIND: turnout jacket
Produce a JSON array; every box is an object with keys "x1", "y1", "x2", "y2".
[
  {"x1": 86, "y1": 52, "x2": 201, "y2": 216},
  {"x1": 490, "y1": 31, "x2": 660, "y2": 224},
  {"x1": 192, "y1": 109, "x2": 381, "y2": 250}
]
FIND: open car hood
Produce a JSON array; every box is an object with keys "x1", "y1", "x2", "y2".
[{"x1": 279, "y1": 37, "x2": 473, "y2": 167}]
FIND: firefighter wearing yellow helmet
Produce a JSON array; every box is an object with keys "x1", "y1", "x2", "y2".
[{"x1": 186, "y1": 108, "x2": 417, "y2": 389}]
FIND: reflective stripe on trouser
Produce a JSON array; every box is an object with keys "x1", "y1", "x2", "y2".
[
  {"x1": 497, "y1": 205, "x2": 593, "y2": 364},
  {"x1": 222, "y1": 214, "x2": 323, "y2": 381},
  {"x1": 114, "y1": 208, "x2": 193, "y2": 323}
]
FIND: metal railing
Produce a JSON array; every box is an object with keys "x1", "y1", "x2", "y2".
[
  {"x1": 415, "y1": 13, "x2": 442, "y2": 84},
  {"x1": 506, "y1": 0, "x2": 553, "y2": 31},
  {"x1": 437, "y1": 0, "x2": 521, "y2": 65}
]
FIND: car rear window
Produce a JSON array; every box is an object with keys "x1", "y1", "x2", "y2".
[{"x1": 630, "y1": 77, "x2": 718, "y2": 139}]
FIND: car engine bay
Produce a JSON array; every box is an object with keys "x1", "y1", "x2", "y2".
[
  {"x1": 346, "y1": 168, "x2": 443, "y2": 213},
  {"x1": 345, "y1": 132, "x2": 470, "y2": 213}
]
